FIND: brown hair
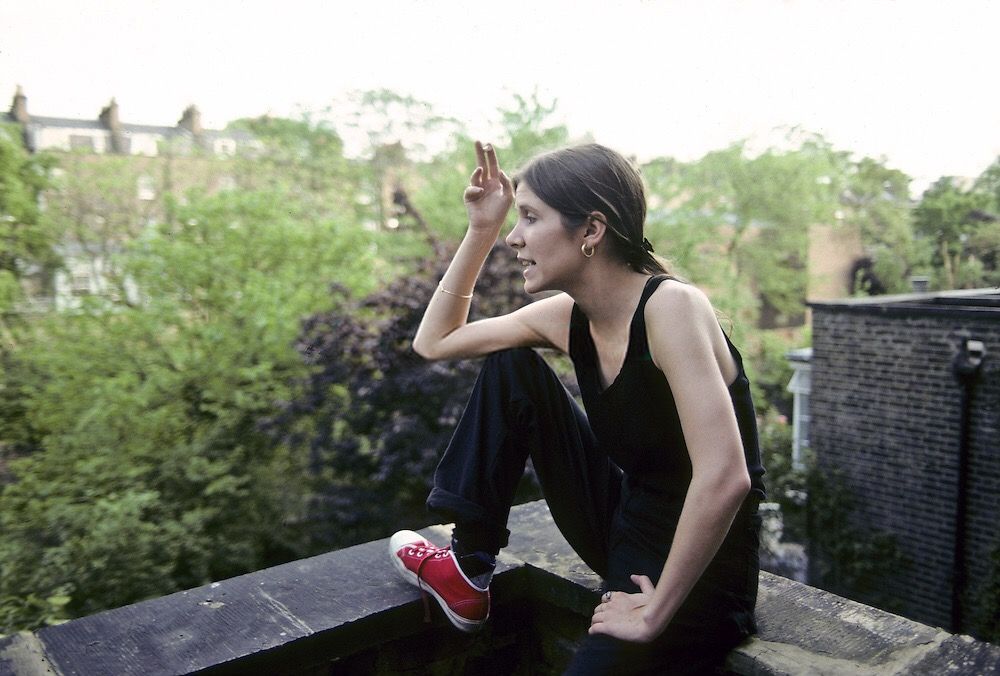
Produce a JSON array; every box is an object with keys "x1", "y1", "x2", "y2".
[{"x1": 512, "y1": 143, "x2": 669, "y2": 275}]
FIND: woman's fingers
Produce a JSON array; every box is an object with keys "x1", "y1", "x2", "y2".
[
  {"x1": 473, "y1": 140, "x2": 504, "y2": 184},
  {"x1": 485, "y1": 143, "x2": 500, "y2": 180},
  {"x1": 498, "y1": 170, "x2": 513, "y2": 194},
  {"x1": 631, "y1": 574, "x2": 655, "y2": 595},
  {"x1": 469, "y1": 166, "x2": 483, "y2": 188},
  {"x1": 474, "y1": 141, "x2": 488, "y2": 177}
]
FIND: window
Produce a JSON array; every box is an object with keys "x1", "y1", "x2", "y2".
[
  {"x1": 214, "y1": 138, "x2": 237, "y2": 156},
  {"x1": 137, "y1": 175, "x2": 156, "y2": 201},
  {"x1": 785, "y1": 349, "x2": 813, "y2": 470},
  {"x1": 70, "y1": 270, "x2": 93, "y2": 297},
  {"x1": 70, "y1": 135, "x2": 95, "y2": 151}
]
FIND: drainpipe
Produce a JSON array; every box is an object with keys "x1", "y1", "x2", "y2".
[{"x1": 950, "y1": 338, "x2": 985, "y2": 633}]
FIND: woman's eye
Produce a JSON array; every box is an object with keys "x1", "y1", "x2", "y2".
[{"x1": 525, "y1": 215, "x2": 537, "y2": 224}]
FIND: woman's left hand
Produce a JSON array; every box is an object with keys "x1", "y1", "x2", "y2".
[{"x1": 588, "y1": 574, "x2": 663, "y2": 643}]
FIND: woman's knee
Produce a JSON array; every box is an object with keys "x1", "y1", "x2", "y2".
[{"x1": 481, "y1": 348, "x2": 560, "y2": 393}]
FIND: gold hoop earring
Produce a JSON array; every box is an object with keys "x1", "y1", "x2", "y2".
[{"x1": 581, "y1": 242, "x2": 595, "y2": 258}]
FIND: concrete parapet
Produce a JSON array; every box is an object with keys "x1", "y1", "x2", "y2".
[{"x1": 1, "y1": 500, "x2": 997, "y2": 675}]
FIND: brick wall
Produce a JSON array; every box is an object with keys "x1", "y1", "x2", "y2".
[{"x1": 810, "y1": 297, "x2": 1000, "y2": 631}]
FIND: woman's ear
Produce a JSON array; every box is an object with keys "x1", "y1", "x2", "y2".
[{"x1": 583, "y1": 211, "x2": 609, "y2": 247}]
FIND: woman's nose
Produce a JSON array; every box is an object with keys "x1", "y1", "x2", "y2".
[{"x1": 505, "y1": 224, "x2": 523, "y2": 248}]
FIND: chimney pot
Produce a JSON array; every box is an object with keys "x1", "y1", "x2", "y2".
[{"x1": 10, "y1": 85, "x2": 29, "y2": 124}]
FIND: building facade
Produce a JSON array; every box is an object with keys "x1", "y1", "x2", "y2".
[
  {"x1": 7, "y1": 86, "x2": 254, "y2": 158},
  {"x1": 5, "y1": 87, "x2": 257, "y2": 310},
  {"x1": 808, "y1": 289, "x2": 1000, "y2": 632}
]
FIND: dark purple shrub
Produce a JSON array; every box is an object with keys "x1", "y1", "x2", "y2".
[{"x1": 267, "y1": 243, "x2": 553, "y2": 551}]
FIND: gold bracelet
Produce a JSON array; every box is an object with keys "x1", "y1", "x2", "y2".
[{"x1": 438, "y1": 282, "x2": 473, "y2": 299}]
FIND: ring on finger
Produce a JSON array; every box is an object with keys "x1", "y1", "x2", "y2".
[{"x1": 603, "y1": 591, "x2": 612, "y2": 602}]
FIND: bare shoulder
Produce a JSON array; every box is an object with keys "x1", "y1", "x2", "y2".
[
  {"x1": 645, "y1": 279, "x2": 717, "y2": 332},
  {"x1": 644, "y1": 279, "x2": 736, "y2": 380}
]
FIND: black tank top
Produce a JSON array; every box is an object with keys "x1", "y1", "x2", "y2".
[{"x1": 569, "y1": 275, "x2": 766, "y2": 499}]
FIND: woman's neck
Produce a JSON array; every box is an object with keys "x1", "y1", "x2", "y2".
[{"x1": 568, "y1": 263, "x2": 652, "y2": 333}]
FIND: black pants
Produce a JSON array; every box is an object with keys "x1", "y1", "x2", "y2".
[{"x1": 427, "y1": 349, "x2": 759, "y2": 675}]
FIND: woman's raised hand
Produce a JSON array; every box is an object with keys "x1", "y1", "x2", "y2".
[{"x1": 464, "y1": 141, "x2": 514, "y2": 234}]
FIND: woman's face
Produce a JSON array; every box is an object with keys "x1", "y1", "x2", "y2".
[{"x1": 506, "y1": 183, "x2": 581, "y2": 294}]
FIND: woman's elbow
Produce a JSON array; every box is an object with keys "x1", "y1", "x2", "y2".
[
  {"x1": 695, "y1": 459, "x2": 751, "y2": 506},
  {"x1": 731, "y1": 468, "x2": 752, "y2": 502},
  {"x1": 411, "y1": 337, "x2": 439, "y2": 361}
]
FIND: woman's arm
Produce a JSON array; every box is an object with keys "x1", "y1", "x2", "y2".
[
  {"x1": 589, "y1": 282, "x2": 751, "y2": 642},
  {"x1": 412, "y1": 142, "x2": 572, "y2": 360}
]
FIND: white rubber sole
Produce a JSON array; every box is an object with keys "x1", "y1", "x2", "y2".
[{"x1": 388, "y1": 530, "x2": 486, "y2": 633}]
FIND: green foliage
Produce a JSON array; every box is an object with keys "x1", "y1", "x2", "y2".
[
  {"x1": 38, "y1": 151, "x2": 164, "y2": 303},
  {"x1": 264, "y1": 244, "x2": 539, "y2": 552},
  {"x1": 497, "y1": 91, "x2": 572, "y2": 170},
  {"x1": 645, "y1": 135, "x2": 840, "y2": 327},
  {"x1": 758, "y1": 413, "x2": 809, "y2": 541},
  {"x1": 973, "y1": 541, "x2": 1000, "y2": 644},
  {"x1": 807, "y1": 469, "x2": 909, "y2": 612},
  {"x1": 0, "y1": 188, "x2": 376, "y2": 631},
  {"x1": 410, "y1": 92, "x2": 572, "y2": 243},
  {"x1": 914, "y1": 175, "x2": 998, "y2": 289},
  {"x1": 687, "y1": 137, "x2": 841, "y2": 323},
  {"x1": 0, "y1": 123, "x2": 59, "y2": 314},
  {"x1": 8, "y1": 88, "x2": 990, "y2": 638},
  {"x1": 227, "y1": 114, "x2": 363, "y2": 223},
  {"x1": 643, "y1": 133, "x2": 928, "y2": 322},
  {"x1": 842, "y1": 156, "x2": 923, "y2": 294}
]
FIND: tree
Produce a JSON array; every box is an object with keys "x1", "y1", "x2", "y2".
[
  {"x1": 263, "y1": 243, "x2": 543, "y2": 552},
  {"x1": 0, "y1": 188, "x2": 377, "y2": 631},
  {"x1": 645, "y1": 135, "x2": 843, "y2": 329},
  {"x1": 0, "y1": 123, "x2": 58, "y2": 321},
  {"x1": 840, "y1": 157, "x2": 921, "y2": 295},
  {"x1": 913, "y1": 176, "x2": 995, "y2": 288},
  {"x1": 409, "y1": 91, "x2": 572, "y2": 244},
  {"x1": 227, "y1": 114, "x2": 363, "y2": 225},
  {"x1": 38, "y1": 151, "x2": 165, "y2": 305},
  {"x1": 643, "y1": 133, "x2": 923, "y2": 327}
]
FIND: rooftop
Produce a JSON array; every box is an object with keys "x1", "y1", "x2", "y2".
[{"x1": 809, "y1": 287, "x2": 1000, "y2": 318}]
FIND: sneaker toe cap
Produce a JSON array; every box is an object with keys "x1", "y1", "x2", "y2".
[{"x1": 389, "y1": 529, "x2": 432, "y2": 554}]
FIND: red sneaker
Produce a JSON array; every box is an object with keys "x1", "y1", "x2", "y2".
[{"x1": 389, "y1": 530, "x2": 490, "y2": 632}]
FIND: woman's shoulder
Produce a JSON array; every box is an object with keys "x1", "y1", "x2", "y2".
[
  {"x1": 645, "y1": 277, "x2": 716, "y2": 327},
  {"x1": 643, "y1": 278, "x2": 738, "y2": 382}
]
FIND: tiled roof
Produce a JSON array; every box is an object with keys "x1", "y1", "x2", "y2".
[
  {"x1": 28, "y1": 115, "x2": 106, "y2": 130},
  {"x1": 19, "y1": 116, "x2": 246, "y2": 140},
  {"x1": 204, "y1": 128, "x2": 255, "y2": 141},
  {"x1": 120, "y1": 123, "x2": 180, "y2": 135}
]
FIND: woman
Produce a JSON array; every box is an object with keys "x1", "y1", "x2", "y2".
[{"x1": 389, "y1": 141, "x2": 765, "y2": 674}]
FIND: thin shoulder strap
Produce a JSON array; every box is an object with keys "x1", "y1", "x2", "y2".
[{"x1": 630, "y1": 274, "x2": 673, "y2": 358}]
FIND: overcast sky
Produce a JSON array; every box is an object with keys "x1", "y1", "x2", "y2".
[{"x1": 2, "y1": 0, "x2": 998, "y2": 192}]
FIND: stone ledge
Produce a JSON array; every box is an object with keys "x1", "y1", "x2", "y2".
[{"x1": 1, "y1": 500, "x2": 998, "y2": 675}]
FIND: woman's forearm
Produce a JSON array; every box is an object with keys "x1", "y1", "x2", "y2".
[
  {"x1": 412, "y1": 226, "x2": 499, "y2": 358},
  {"x1": 412, "y1": 141, "x2": 512, "y2": 360},
  {"x1": 641, "y1": 467, "x2": 751, "y2": 632}
]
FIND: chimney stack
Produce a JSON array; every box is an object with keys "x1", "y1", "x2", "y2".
[
  {"x1": 99, "y1": 98, "x2": 126, "y2": 153},
  {"x1": 178, "y1": 105, "x2": 202, "y2": 135},
  {"x1": 10, "y1": 85, "x2": 29, "y2": 124},
  {"x1": 99, "y1": 97, "x2": 121, "y2": 130}
]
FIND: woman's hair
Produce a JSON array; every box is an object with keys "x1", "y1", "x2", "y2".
[{"x1": 512, "y1": 143, "x2": 669, "y2": 275}]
